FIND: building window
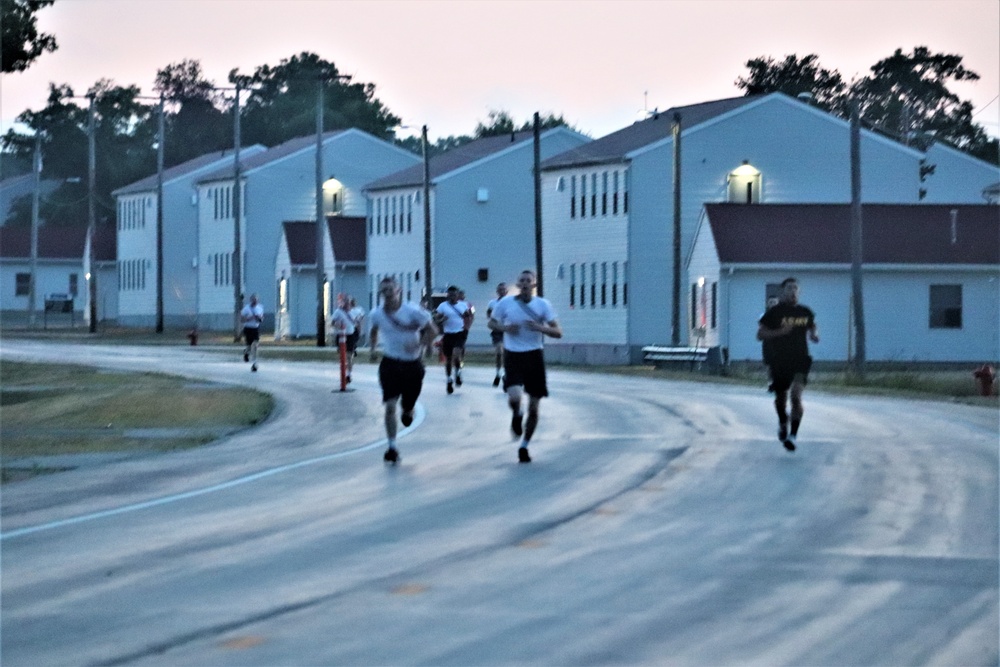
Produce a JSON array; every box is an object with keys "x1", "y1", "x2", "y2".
[
  {"x1": 623, "y1": 170, "x2": 629, "y2": 214},
  {"x1": 580, "y1": 175, "x2": 587, "y2": 217},
  {"x1": 601, "y1": 262, "x2": 607, "y2": 306},
  {"x1": 728, "y1": 161, "x2": 762, "y2": 204},
  {"x1": 591, "y1": 173, "x2": 597, "y2": 217},
  {"x1": 612, "y1": 262, "x2": 618, "y2": 306},
  {"x1": 570, "y1": 175, "x2": 576, "y2": 219},
  {"x1": 623, "y1": 261, "x2": 628, "y2": 306},
  {"x1": 601, "y1": 172, "x2": 608, "y2": 216},
  {"x1": 590, "y1": 262, "x2": 597, "y2": 306},
  {"x1": 579, "y1": 263, "x2": 586, "y2": 309},
  {"x1": 407, "y1": 195, "x2": 413, "y2": 233},
  {"x1": 929, "y1": 284, "x2": 962, "y2": 328},
  {"x1": 613, "y1": 171, "x2": 619, "y2": 215},
  {"x1": 569, "y1": 263, "x2": 576, "y2": 307},
  {"x1": 15, "y1": 273, "x2": 30, "y2": 296}
]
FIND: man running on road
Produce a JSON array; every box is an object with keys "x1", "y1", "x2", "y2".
[
  {"x1": 486, "y1": 282, "x2": 508, "y2": 387},
  {"x1": 757, "y1": 277, "x2": 820, "y2": 452},
  {"x1": 369, "y1": 277, "x2": 438, "y2": 463},
  {"x1": 488, "y1": 270, "x2": 562, "y2": 463}
]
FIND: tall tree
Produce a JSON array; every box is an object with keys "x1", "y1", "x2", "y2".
[
  {"x1": 153, "y1": 59, "x2": 230, "y2": 164},
  {"x1": 851, "y1": 47, "x2": 995, "y2": 159},
  {"x1": 736, "y1": 48, "x2": 998, "y2": 165},
  {"x1": 735, "y1": 54, "x2": 847, "y2": 113},
  {"x1": 475, "y1": 109, "x2": 571, "y2": 137},
  {"x1": 1, "y1": 80, "x2": 155, "y2": 226},
  {"x1": 1, "y1": 0, "x2": 57, "y2": 73},
  {"x1": 232, "y1": 52, "x2": 400, "y2": 147}
]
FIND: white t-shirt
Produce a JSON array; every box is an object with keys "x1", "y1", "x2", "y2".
[
  {"x1": 490, "y1": 295, "x2": 557, "y2": 352},
  {"x1": 241, "y1": 303, "x2": 264, "y2": 329},
  {"x1": 370, "y1": 302, "x2": 432, "y2": 361},
  {"x1": 331, "y1": 308, "x2": 355, "y2": 336},
  {"x1": 436, "y1": 300, "x2": 471, "y2": 334},
  {"x1": 486, "y1": 297, "x2": 501, "y2": 317},
  {"x1": 349, "y1": 306, "x2": 365, "y2": 328}
]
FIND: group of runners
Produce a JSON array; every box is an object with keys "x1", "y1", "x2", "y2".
[{"x1": 243, "y1": 272, "x2": 820, "y2": 463}]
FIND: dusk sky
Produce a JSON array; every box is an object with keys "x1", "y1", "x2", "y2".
[{"x1": 2, "y1": 0, "x2": 998, "y2": 142}]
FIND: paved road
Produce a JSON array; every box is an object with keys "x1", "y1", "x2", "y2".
[{"x1": 1, "y1": 341, "x2": 997, "y2": 666}]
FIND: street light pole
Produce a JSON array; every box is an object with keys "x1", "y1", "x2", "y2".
[
  {"x1": 155, "y1": 93, "x2": 165, "y2": 333},
  {"x1": 232, "y1": 82, "x2": 243, "y2": 343},
  {"x1": 28, "y1": 133, "x2": 41, "y2": 327},
  {"x1": 315, "y1": 79, "x2": 326, "y2": 347},
  {"x1": 87, "y1": 94, "x2": 98, "y2": 333},
  {"x1": 422, "y1": 125, "x2": 432, "y2": 304}
]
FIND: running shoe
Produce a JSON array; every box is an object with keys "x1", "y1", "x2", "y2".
[
  {"x1": 251, "y1": 364, "x2": 258, "y2": 372},
  {"x1": 455, "y1": 371, "x2": 463, "y2": 387},
  {"x1": 244, "y1": 352, "x2": 249, "y2": 363},
  {"x1": 783, "y1": 433, "x2": 796, "y2": 452},
  {"x1": 511, "y1": 411, "x2": 523, "y2": 437},
  {"x1": 383, "y1": 446, "x2": 399, "y2": 463},
  {"x1": 447, "y1": 380, "x2": 454, "y2": 395},
  {"x1": 493, "y1": 374, "x2": 501, "y2": 387},
  {"x1": 401, "y1": 410, "x2": 414, "y2": 427},
  {"x1": 518, "y1": 446, "x2": 531, "y2": 463},
  {"x1": 778, "y1": 423, "x2": 788, "y2": 443}
]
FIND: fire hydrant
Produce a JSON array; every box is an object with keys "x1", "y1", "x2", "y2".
[
  {"x1": 973, "y1": 364, "x2": 996, "y2": 397},
  {"x1": 187, "y1": 329, "x2": 199, "y2": 346}
]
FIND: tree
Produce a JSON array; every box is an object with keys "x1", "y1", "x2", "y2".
[
  {"x1": 851, "y1": 47, "x2": 995, "y2": 159},
  {"x1": 1, "y1": 0, "x2": 58, "y2": 73},
  {"x1": 735, "y1": 54, "x2": 847, "y2": 113},
  {"x1": 1, "y1": 80, "x2": 156, "y2": 226},
  {"x1": 736, "y1": 48, "x2": 998, "y2": 165},
  {"x1": 232, "y1": 52, "x2": 400, "y2": 147},
  {"x1": 474, "y1": 109, "x2": 572, "y2": 137},
  {"x1": 153, "y1": 59, "x2": 230, "y2": 165}
]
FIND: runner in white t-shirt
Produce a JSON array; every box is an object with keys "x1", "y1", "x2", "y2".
[
  {"x1": 369, "y1": 277, "x2": 438, "y2": 463},
  {"x1": 240, "y1": 293, "x2": 264, "y2": 372},
  {"x1": 487, "y1": 270, "x2": 562, "y2": 463},
  {"x1": 330, "y1": 295, "x2": 357, "y2": 383},
  {"x1": 435, "y1": 285, "x2": 472, "y2": 394},
  {"x1": 485, "y1": 282, "x2": 508, "y2": 387}
]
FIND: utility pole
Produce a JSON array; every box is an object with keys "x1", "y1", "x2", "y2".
[
  {"x1": 28, "y1": 133, "x2": 41, "y2": 327},
  {"x1": 87, "y1": 94, "x2": 98, "y2": 333},
  {"x1": 533, "y1": 112, "x2": 543, "y2": 296},
  {"x1": 315, "y1": 80, "x2": 327, "y2": 347},
  {"x1": 232, "y1": 82, "x2": 243, "y2": 343},
  {"x1": 155, "y1": 93, "x2": 165, "y2": 333},
  {"x1": 422, "y1": 125, "x2": 432, "y2": 305},
  {"x1": 671, "y1": 112, "x2": 682, "y2": 346},
  {"x1": 849, "y1": 101, "x2": 866, "y2": 375}
]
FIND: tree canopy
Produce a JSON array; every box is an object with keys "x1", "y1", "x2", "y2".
[
  {"x1": 1, "y1": 0, "x2": 58, "y2": 73},
  {"x1": 736, "y1": 47, "x2": 998, "y2": 164},
  {"x1": 1, "y1": 52, "x2": 402, "y2": 224}
]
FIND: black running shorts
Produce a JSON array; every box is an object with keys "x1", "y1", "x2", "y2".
[
  {"x1": 503, "y1": 349, "x2": 548, "y2": 398},
  {"x1": 490, "y1": 330, "x2": 504, "y2": 346},
  {"x1": 441, "y1": 331, "x2": 468, "y2": 358},
  {"x1": 379, "y1": 357, "x2": 425, "y2": 411},
  {"x1": 768, "y1": 356, "x2": 812, "y2": 393},
  {"x1": 345, "y1": 331, "x2": 359, "y2": 352},
  {"x1": 243, "y1": 327, "x2": 260, "y2": 345}
]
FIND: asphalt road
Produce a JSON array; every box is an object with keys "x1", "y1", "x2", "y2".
[{"x1": 1, "y1": 341, "x2": 997, "y2": 666}]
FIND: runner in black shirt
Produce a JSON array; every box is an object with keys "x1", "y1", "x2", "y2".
[{"x1": 757, "y1": 278, "x2": 820, "y2": 452}]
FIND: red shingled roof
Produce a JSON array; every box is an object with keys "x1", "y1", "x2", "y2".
[
  {"x1": 704, "y1": 204, "x2": 999, "y2": 265},
  {"x1": 282, "y1": 216, "x2": 367, "y2": 265},
  {"x1": 0, "y1": 224, "x2": 90, "y2": 260}
]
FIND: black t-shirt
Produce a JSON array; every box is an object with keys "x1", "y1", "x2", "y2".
[{"x1": 759, "y1": 302, "x2": 815, "y2": 363}]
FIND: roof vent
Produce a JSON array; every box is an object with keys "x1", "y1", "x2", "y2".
[{"x1": 797, "y1": 92, "x2": 814, "y2": 104}]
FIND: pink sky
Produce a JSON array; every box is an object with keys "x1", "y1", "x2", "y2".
[{"x1": 2, "y1": 0, "x2": 998, "y2": 142}]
